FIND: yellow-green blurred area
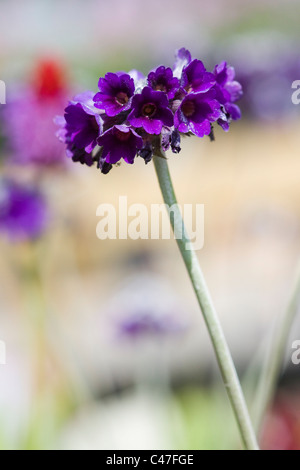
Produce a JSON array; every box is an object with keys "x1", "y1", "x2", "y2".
[{"x1": 1, "y1": 0, "x2": 300, "y2": 450}]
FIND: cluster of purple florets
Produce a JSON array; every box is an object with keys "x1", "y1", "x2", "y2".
[{"x1": 56, "y1": 48, "x2": 242, "y2": 174}]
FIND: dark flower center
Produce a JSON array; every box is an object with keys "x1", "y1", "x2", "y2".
[
  {"x1": 184, "y1": 84, "x2": 193, "y2": 93},
  {"x1": 182, "y1": 99, "x2": 196, "y2": 117},
  {"x1": 115, "y1": 129, "x2": 131, "y2": 142},
  {"x1": 90, "y1": 116, "x2": 100, "y2": 131},
  {"x1": 116, "y1": 91, "x2": 129, "y2": 106},
  {"x1": 142, "y1": 103, "x2": 157, "y2": 118},
  {"x1": 155, "y1": 83, "x2": 167, "y2": 93}
]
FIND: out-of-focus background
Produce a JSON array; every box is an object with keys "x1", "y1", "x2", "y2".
[{"x1": 1, "y1": 0, "x2": 300, "y2": 450}]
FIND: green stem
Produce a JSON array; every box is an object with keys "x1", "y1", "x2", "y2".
[
  {"x1": 153, "y1": 155, "x2": 259, "y2": 451},
  {"x1": 253, "y1": 262, "x2": 300, "y2": 435}
]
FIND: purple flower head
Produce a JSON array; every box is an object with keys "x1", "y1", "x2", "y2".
[
  {"x1": 0, "y1": 179, "x2": 48, "y2": 242},
  {"x1": 93, "y1": 72, "x2": 135, "y2": 117},
  {"x1": 213, "y1": 62, "x2": 243, "y2": 131},
  {"x1": 147, "y1": 66, "x2": 180, "y2": 99},
  {"x1": 174, "y1": 91, "x2": 222, "y2": 138},
  {"x1": 97, "y1": 125, "x2": 143, "y2": 166},
  {"x1": 128, "y1": 87, "x2": 173, "y2": 134},
  {"x1": 173, "y1": 48, "x2": 192, "y2": 79},
  {"x1": 181, "y1": 59, "x2": 216, "y2": 93},
  {"x1": 56, "y1": 49, "x2": 243, "y2": 174}
]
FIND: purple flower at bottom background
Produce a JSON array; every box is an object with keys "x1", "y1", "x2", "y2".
[
  {"x1": 106, "y1": 274, "x2": 189, "y2": 341},
  {"x1": 97, "y1": 125, "x2": 143, "y2": 166},
  {"x1": 0, "y1": 179, "x2": 48, "y2": 242},
  {"x1": 174, "y1": 91, "x2": 222, "y2": 137},
  {"x1": 128, "y1": 87, "x2": 174, "y2": 134},
  {"x1": 118, "y1": 309, "x2": 186, "y2": 338}
]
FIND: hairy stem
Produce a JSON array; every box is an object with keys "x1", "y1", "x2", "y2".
[{"x1": 153, "y1": 155, "x2": 259, "y2": 450}]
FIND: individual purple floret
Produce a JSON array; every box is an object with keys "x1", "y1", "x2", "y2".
[
  {"x1": 0, "y1": 179, "x2": 48, "y2": 242},
  {"x1": 174, "y1": 91, "x2": 222, "y2": 137},
  {"x1": 147, "y1": 66, "x2": 180, "y2": 99},
  {"x1": 56, "y1": 91, "x2": 102, "y2": 166},
  {"x1": 128, "y1": 86, "x2": 174, "y2": 134},
  {"x1": 173, "y1": 47, "x2": 192, "y2": 79},
  {"x1": 97, "y1": 125, "x2": 143, "y2": 166},
  {"x1": 93, "y1": 72, "x2": 135, "y2": 117},
  {"x1": 213, "y1": 61, "x2": 243, "y2": 131},
  {"x1": 181, "y1": 59, "x2": 216, "y2": 93}
]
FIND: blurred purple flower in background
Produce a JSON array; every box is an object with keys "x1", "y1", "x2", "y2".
[
  {"x1": 0, "y1": 179, "x2": 48, "y2": 241},
  {"x1": 216, "y1": 33, "x2": 300, "y2": 121},
  {"x1": 106, "y1": 274, "x2": 189, "y2": 342},
  {"x1": 3, "y1": 59, "x2": 71, "y2": 167},
  {"x1": 118, "y1": 309, "x2": 186, "y2": 339}
]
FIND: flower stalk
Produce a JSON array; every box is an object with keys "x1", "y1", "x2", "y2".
[
  {"x1": 153, "y1": 154, "x2": 259, "y2": 451},
  {"x1": 253, "y1": 261, "x2": 300, "y2": 435}
]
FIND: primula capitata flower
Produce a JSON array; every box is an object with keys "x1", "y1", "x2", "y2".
[
  {"x1": 56, "y1": 49, "x2": 243, "y2": 174},
  {"x1": 56, "y1": 91, "x2": 102, "y2": 166},
  {"x1": 128, "y1": 86, "x2": 174, "y2": 134},
  {"x1": 94, "y1": 72, "x2": 135, "y2": 117},
  {"x1": 147, "y1": 66, "x2": 180, "y2": 99},
  {"x1": 213, "y1": 61, "x2": 243, "y2": 131},
  {"x1": 181, "y1": 59, "x2": 216, "y2": 93},
  {"x1": 97, "y1": 125, "x2": 143, "y2": 165},
  {"x1": 174, "y1": 91, "x2": 222, "y2": 137}
]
